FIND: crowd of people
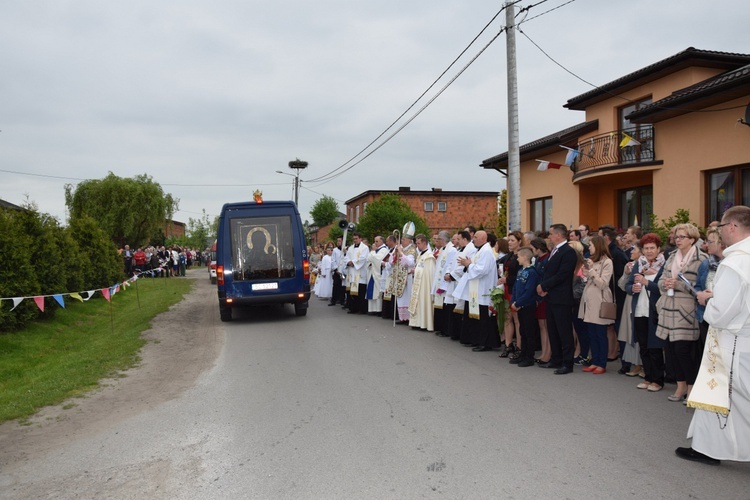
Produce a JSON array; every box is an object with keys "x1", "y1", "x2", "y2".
[
  {"x1": 119, "y1": 245, "x2": 208, "y2": 277},
  {"x1": 309, "y1": 207, "x2": 750, "y2": 466}
]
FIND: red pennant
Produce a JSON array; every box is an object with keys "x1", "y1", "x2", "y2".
[
  {"x1": 101, "y1": 288, "x2": 111, "y2": 301},
  {"x1": 548, "y1": 162, "x2": 563, "y2": 169},
  {"x1": 34, "y1": 296, "x2": 45, "y2": 312}
]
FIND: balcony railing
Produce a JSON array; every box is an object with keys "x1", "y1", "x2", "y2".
[{"x1": 573, "y1": 125, "x2": 655, "y2": 173}]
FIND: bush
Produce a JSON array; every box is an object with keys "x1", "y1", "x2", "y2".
[{"x1": 0, "y1": 209, "x2": 122, "y2": 333}]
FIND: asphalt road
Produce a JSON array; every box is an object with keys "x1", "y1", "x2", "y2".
[{"x1": 2, "y1": 277, "x2": 748, "y2": 499}]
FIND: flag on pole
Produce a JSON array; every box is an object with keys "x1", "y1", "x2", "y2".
[
  {"x1": 619, "y1": 133, "x2": 641, "y2": 148},
  {"x1": 536, "y1": 160, "x2": 563, "y2": 171},
  {"x1": 560, "y1": 146, "x2": 580, "y2": 166}
]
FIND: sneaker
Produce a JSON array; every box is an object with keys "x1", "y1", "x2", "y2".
[{"x1": 573, "y1": 355, "x2": 587, "y2": 366}]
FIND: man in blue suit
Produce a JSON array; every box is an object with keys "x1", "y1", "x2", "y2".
[{"x1": 536, "y1": 224, "x2": 577, "y2": 374}]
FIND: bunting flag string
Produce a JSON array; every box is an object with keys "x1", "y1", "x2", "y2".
[{"x1": 0, "y1": 264, "x2": 170, "y2": 312}]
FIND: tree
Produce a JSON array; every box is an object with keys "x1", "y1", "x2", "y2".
[
  {"x1": 65, "y1": 172, "x2": 179, "y2": 247},
  {"x1": 355, "y1": 194, "x2": 429, "y2": 242},
  {"x1": 186, "y1": 209, "x2": 215, "y2": 249},
  {"x1": 309, "y1": 195, "x2": 340, "y2": 228},
  {"x1": 497, "y1": 189, "x2": 508, "y2": 236}
]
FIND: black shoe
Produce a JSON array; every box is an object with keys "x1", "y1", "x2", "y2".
[
  {"x1": 517, "y1": 359, "x2": 535, "y2": 367},
  {"x1": 675, "y1": 447, "x2": 721, "y2": 465},
  {"x1": 554, "y1": 366, "x2": 573, "y2": 375},
  {"x1": 617, "y1": 366, "x2": 629, "y2": 375},
  {"x1": 509, "y1": 356, "x2": 523, "y2": 364},
  {"x1": 472, "y1": 346, "x2": 492, "y2": 352},
  {"x1": 538, "y1": 362, "x2": 560, "y2": 369}
]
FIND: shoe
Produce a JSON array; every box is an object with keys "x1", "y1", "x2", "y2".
[
  {"x1": 582, "y1": 365, "x2": 597, "y2": 373},
  {"x1": 617, "y1": 366, "x2": 629, "y2": 375},
  {"x1": 573, "y1": 355, "x2": 587, "y2": 366},
  {"x1": 636, "y1": 382, "x2": 650, "y2": 389},
  {"x1": 538, "y1": 362, "x2": 560, "y2": 369},
  {"x1": 668, "y1": 393, "x2": 687, "y2": 402},
  {"x1": 675, "y1": 447, "x2": 721, "y2": 466},
  {"x1": 554, "y1": 366, "x2": 573, "y2": 375},
  {"x1": 647, "y1": 384, "x2": 663, "y2": 392},
  {"x1": 509, "y1": 356, "x2": 522, "y2": 364},
  {"x1": 638, "y1": 371, "x2": 646, "y2": 378},
  {"x1": 472, "y1": 346, "x2": 492, "y2": 352},
  {"x1": 516, "y1": 359, "x2": 535, "y2": 367},
  {"x1": 508, "y1": 351, "x2": 521, "y2": 360},
  {"x1": 626, "y1": 368, "x2": 642, "y2": 377},
  {"x1": 498, "y1": 345, "x2": 511, "y2": 358},
  {"x1": 592, "y1": 367, "x2": 606, "y2": 375}
]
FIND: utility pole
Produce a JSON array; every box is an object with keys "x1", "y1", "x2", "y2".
[
  {"x1": 288, "y1": 159, "x2": 308, "y2": 207},
  {"x1": 505, "y1": 2, "x2": 521, "y2": 232}
]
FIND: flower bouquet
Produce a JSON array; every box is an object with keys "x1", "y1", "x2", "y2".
[{"x1": 487, "y1": 285, "x2": 507, "y2": 330}]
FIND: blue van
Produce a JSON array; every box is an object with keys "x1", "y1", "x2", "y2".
[{"x1": 216, "y1": 200, "x2": 310, "y2": 321}]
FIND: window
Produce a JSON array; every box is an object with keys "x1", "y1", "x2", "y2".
[
  {"x1": 363, "y1": 202, "x2": 367, "y2": 214},
  {"x1": 619, "y1": 97, "x2": 654, "y2": 164},
  {"x1": 424, "y1": 202, "x2": 434, "y2": 212},
  {"x1": 707, "y1": 165, "x2": 750, "y2": 223},
  {"x1": 529, "y1": 197, "x2": 552, "y2": 233},
  {"x1": 230, "y1": 215, "x2": 294, "y2": 281},
  {"x1": 355, "y1": 205, "x2": 360, "y2": 222},
  {"x1": 618, "y1": 186, "x2": 652, "y2": 230},
  {"x1": 437, "y1": 201, "x2": 447, "y2": 212}
]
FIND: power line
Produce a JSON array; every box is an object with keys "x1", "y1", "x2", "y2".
[
  {"x1": 518, "y1": 27, "x2": 748, "y2": 113},
  {"x1": 305, "y1": 2, "x2": 522, "y2": 185}
]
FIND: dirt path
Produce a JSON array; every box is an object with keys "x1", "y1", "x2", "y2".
[{"x1": 0, "y1": 269, "x2": 223, "y2": 471}]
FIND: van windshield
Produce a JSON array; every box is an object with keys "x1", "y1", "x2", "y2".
[{"x1": 230, "y1": 215, "x2": 296, "y2": 280}]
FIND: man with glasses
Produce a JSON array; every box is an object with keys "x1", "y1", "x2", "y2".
[{"x1": 676, "y1": 205, "x2": 750, "y2": 465}]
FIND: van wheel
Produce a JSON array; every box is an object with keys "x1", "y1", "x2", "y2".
[
  {"x1": 220, "y1": 307, "x2": 232, "y2": 322},
  {"x1": 294, "y1": 303, "x2": 308, "y2": 317}
]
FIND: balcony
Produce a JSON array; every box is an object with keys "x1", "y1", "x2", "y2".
[{"x1": 572, "y1": 125, "x2": 658, "y2": 176}]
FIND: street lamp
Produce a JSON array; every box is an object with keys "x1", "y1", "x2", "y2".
[{"x1": 287, "y1": 158, "x2": 308, "y2": 207}]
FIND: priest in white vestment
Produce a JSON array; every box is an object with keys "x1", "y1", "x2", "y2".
[
  {"x1": 432, "y1": 231, "x2": 456, "y2": 336},
  {"x1": 408, "y1": 234, "x2": 437, "y2": 330},
  {"x1": 453, "y1": 231, "x2": 499, "y2": 350},
  {"x1": 448, "y1": 231, "x2": 476, "y2": 343},
  {"x1": 315, "y1": 246, "x2": 334, "y2": 299},
  {"x1": 389, "y1": 236, "x2": 417, "y2": 322},
  {"x1": 678, "y1": 206, "x2": 750, "y2": 465},
  {"x1": 345, "y1": 232, "x2": 369, "y2": 314},
  {"x1": 366, "y1": 236, "x2": 390, "y2": 314}
]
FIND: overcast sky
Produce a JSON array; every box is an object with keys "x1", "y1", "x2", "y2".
[{"x1": 1, "y1": 0, "x2": 744, "y2": 228}]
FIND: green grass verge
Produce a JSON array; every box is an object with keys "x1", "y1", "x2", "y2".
[{"x1": 0, "y1": 276, "x2": 193, "y2": 424}]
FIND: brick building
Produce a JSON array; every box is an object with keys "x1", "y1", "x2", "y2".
[
  {"x1": 164, "y1": 219, "x2": 186, "y2": 239},
  {"x1": 345, "y1": 187, "x2": 499, "y2": 234}
]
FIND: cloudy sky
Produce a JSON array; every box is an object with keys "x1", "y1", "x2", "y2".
[{"x1": 0, "y1": 0, "x2": 744, "y2": 227}]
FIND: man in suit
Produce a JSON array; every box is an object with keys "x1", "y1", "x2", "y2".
[{"x1": 536, "y1": 224, "x2": 577, "y2": 374}]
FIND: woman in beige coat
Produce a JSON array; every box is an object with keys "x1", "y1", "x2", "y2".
[
  {"x1": 579, "y1": 235, "x2": 615, "y2": 374},
  {"x1": 656, "y1": 223, "x2": 707, "y2": 402}
]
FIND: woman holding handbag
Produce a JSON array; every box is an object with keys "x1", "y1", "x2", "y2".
[{"x1": 579, "y1": 235, "x2": 615, "y2": 374}]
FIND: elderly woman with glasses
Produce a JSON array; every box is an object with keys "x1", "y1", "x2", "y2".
[{"x1": 656, "y1": 223, "x2": 708, "y2": 403}]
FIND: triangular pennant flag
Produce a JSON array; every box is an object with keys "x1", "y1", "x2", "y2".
[
  {"x1": 619, "y1": 133, "x2": 641, "y2": 148},
  {"x1": 101, "y1": 288, "x2": 111, "y2": 302},
  {"x1": 33, "y1": 296, "x2": 45, "y2": 312},
  {"x1": 84, "y1": 290, "x2": 96, "y2": 301},
  {"x1": 536, "y1": 160, "x2": 549, "y2": 171},
  {"x1": 10, "y1": 297, "x2": 23, "y2": 311},
  {"x1": 70, "y1": 292, "x2": 84, "y2": 302},
  {"x1": 110, "y1": 286, "x2": 117, "y2": 298},
  {"x1": 548, "y1": 162, "x2": 562, "y2": 169},
  {"x1": 53, "y1": 294, "x2": 65, "y2": 308}
]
